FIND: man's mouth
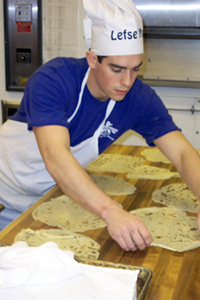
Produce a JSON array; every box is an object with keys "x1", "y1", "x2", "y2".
[{"x1": 115, "y1": 89, "x2": 128, "y2": 95}]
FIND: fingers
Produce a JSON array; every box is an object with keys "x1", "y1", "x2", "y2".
[
  {"x1": 122, "y1": 226, "x2": 152, "y2": 252},
  {"x1": 117, "y1": 235, "x2": 137, "y2": 252},
  {"x1": 115, "y1": 230, "x2": 150, "y2": 252},
  {"x1": 136, "y1": 222, "x2": 152, "y2": 247}
]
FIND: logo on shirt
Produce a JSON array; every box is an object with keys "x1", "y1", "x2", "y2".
[{"x1": 100, "y1": 121, "x2": 118, "y2": 141}]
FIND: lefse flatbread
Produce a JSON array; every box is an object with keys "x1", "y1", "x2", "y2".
[
  {"x1": 152, "y1": 183, "x2": 200, "y2": 213},
  {"x1": 32, "y1": 195, "x2": 107, "y2": 231},
  {"x1": 130, "y1": 207, "x2": 200, "y2": 252},
  {"x1": 86, "y1": 154, "x2": 145, "y2": 173},
  {"x1": 126, "y1": 165, "x2": 180, "y2": 180},
  {"x1": 140, "y1": 148, "x2": 171, "y2": 164},
  {"x1": 14, "y1": 228, "x2": 100, "y2": 259},
  {"x1": 89, "y1": 174, "x2": 136, "y2": 195}
]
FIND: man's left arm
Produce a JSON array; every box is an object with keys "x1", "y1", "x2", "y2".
[{"x1": 154, "y1": 130, "x2": 200, "y2": 230}]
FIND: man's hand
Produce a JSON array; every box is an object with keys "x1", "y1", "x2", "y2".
[{"x1": 106, "y1": 207, "x2": 152, "y2": 251}]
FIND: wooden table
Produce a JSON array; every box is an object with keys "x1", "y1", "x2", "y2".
[{"x1": 0, "y1": 145, "x2": 200, "y2": 300}]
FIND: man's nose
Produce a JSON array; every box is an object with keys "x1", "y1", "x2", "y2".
[{"x1": 121, "y1": 70, "x2": 132, "y2": 87}]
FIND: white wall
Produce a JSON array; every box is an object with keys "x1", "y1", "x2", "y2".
[{"x1": 0, "y1": 1, "x2": 23, "y2": 125}]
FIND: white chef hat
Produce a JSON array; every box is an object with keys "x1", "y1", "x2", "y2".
[{"x1": 82, "y1": 0, "x2": 143, "y2": 56}]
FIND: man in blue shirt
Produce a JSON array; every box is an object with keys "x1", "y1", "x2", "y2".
[{"x1": 0, "y1": 0, "x2": 200, "y2": 253}]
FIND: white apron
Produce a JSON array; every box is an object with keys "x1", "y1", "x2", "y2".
[
  {"x1": 69, "y1": 68, "x2": 116, "y2": 168},
  {"x1": 0, "y1": 68, "x2": 116, "y2": 229}
]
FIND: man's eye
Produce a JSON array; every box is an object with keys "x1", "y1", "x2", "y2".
[
  {"x1": 112, "y1": 69, "x2": 122, "y2": 73},
  {"x1": 133, "y1": 68, "x2": 140, "y2": 72}
]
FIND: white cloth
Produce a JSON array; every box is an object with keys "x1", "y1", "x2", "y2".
[
  {"x1": 0, "y1": 242, "x2": 82, "y2": 288},
  {"x1": 0, "y1": 242, "x2": 139, "y2": 300},
  {"x1": 0, "y1": 119, "x2": 55, "y2": 212},
  {"x1": 83, "y1": 0, "x2": 143, "y2": 55}
]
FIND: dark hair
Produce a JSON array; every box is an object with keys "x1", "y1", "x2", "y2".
[{"x1": 97, "y1": 56, "x2": 107, "y2": 63}]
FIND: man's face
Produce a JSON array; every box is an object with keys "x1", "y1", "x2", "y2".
[{"x1": 87, "y1": 53, "x2": 143, "y2": 102}]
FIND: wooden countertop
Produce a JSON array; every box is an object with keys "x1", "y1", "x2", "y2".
[{"x1": 0, "y1": 145, "x2": 200, "y2": 300}]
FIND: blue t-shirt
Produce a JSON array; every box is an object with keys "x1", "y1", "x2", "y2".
[{"x1": 11, "y1": 57, "x2": 180, "y2": 153}]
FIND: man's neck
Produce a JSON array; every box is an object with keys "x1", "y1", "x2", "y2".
[{"x1": 86, "y1": 69, "x2": 109, "y2": 102}]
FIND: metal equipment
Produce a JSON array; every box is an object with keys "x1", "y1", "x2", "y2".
[{"x1": 3, "y1": 0, "x2": 42, "y2": 91}]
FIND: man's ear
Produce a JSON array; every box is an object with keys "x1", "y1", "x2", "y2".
[{"x1": 86, "y1": 51, "x2": 98, "y2": 69}]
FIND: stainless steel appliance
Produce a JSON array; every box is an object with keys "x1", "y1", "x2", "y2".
[
  {"x1": 3, "y1": 0, "x2": 42, "y2": 91},
  {"x1": 135, "y1": 0, "x2": 200, "y2": 37},
  {"x1": 133, "y1": 0, "x2": 200, "y2": 88}
]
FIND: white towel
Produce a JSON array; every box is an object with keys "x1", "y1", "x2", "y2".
[
  {"x1": 0, "y1": 242, "x2": 139, "y2": 300},
  {"x1": 0, "y1": 241, "x2": 82, "y2": 288}
]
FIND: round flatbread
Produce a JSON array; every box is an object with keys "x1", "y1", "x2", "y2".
[
  {"x1": 152, "y1": 183, "x2": 200, "y2": 213},
  {"x1": 130, "y1": 206, "x2": 200, "y2": 252},
  {"x1": 14, "y1": 228, "x2": 100, "y2": 259},
  {"x1": 126, "y1": 165, "x2": 180, "y2": 180},
  {"x1": 32, "y1": 195, "x2": 108, "y2": 232},
  {"x1": 86, "y1": 153, "x2": 145, "y2": 173},
  {"x1": 140, "y1": 148, "x2": 171, "y2": 164},
  {"x1": 89, "y1": 174, "x2": 136, "y2": 195}
]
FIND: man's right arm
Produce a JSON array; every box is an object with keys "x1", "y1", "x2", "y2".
[{"x1": 33, "y1": 125, "x2": 152, "y2": 251}]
